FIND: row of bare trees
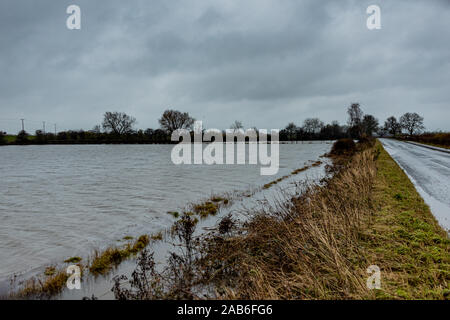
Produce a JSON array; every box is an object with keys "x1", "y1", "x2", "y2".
[
  {"x1": 381, "y1": 113, "x2": 425, "y2": 136},
  {"x1": 1, "y1": 106, "x2": 426, "y2": 145},
  {"x1": 100, "y1": 110, "x2": 195, "y2": 135},
  {"x1": 276, "y1": 103, "x2": 425, "y2": 141}
]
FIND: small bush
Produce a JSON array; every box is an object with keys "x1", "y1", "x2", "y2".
[
  {"x1": 330, "y1": 138, "x2": 356, "y2": 156},
  {"x1": 357, "y1": 136, "x2": 375, "y2": 149}
]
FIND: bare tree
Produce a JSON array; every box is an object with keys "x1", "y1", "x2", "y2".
[
  {"x1": 377, "y1": 127, "x2": 388, "y2": 137},
  {"x1": 347, "y1": 103, "x2": 364, "y2": 138},
  {"x1": 102, "y1": 112, "x2": 136, "y2": 135},
  {"x1": 303, "y1": 118, "x2": 324, "y2": 134},
  {"x1": 384, "y1": 116, "x2": 401, "y2": 136},
  {"x1": 400, "y1": 112, "x2": 424, "y2": 136},
  {"x1": 362, "y1": 115, "x2": 379, "y2": 137},
  {"x1": 159, "y1": 110, "x2": 195, "y2": 133},
  {"x1": 91, "y1": 125, "x2": 102, "y2": 134},
  {"x1": 230, "y1": 120, "x2": 244, "y2": 130},
  {"x1": 284, "y1": 122, "x2": 298, "y2": 140}
]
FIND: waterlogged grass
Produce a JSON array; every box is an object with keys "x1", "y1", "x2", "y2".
[
  {"x1": 263, "y1": 160, "x2": 322, "y2": 189},
  {"x1": 150, "y1": 232, "x2": 163, "y2": 241},
  {"x1": 89, "y1": 235, "x2": 150, "y2": 275},
  {"x1": 360, "y1": 141, "x2": 449, "y2": 299},
  {"x1": 14, "y1": 264, "x2": 84, "y2": 299},
  {"x1": 12, "y1": 232, "x2": 160, "y2": 298},
  {"x1": 167, "y1": 211, "x2": 180, "y2": 218},
  {"x1": 44, "y1": 266, "x2": 57, "y2": 276},
  {"x1": 64, "y1": 256, "x2": 82, "y2": 263},
  {"x1": 18, "y1": 271, "x2": 69, "y2": 298},
  {"x1": 190, "y1": 196, "x2": 231, "y2": 219},
  {"x1": 193, "y1": 202, "x2": 218, "y2": 218},
  {"x1": 263, "y1": 176, "x2": 289, "y2": 189}
]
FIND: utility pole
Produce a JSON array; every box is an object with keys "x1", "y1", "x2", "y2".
[
  {"x1": 20, "y1": 119, "x2": 25, "y2": 132},
  {"x1": 43, "y1": 121, "x2": 46, "y2": 134},
  {"x1": 54, "y1": 123, "x2": 57, "y2": 136}
]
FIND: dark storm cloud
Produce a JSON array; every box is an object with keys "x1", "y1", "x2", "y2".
[{"x1": 0, "y1": 0, "x2": 449, "y2": 133}]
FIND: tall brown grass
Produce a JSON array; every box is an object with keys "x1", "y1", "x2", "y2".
[{"x1": 197, "y1": 148, "x2": 377, "y2": 299}]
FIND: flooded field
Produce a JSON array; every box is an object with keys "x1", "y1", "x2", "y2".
[{"x1": 0, "y1": 142, "x2": 332, "y2": 294}]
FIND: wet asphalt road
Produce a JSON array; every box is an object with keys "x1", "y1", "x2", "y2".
[{"x1": 380, "y1": 139, "x2": 450, "y2": 231}]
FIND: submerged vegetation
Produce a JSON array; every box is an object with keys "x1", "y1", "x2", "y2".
[
  {"x1": 112, "y1": 139, "x2": 449, "y2": 300},
  {"x1": 11, "y1": 234, "x2": 154, "y2": 299},
  {"x1": 89, "y1": 235, "x2": 150, "y2": 275},
  {"x1": 12, "y1": 264, "x2": 84, "y2": 299},
  {"x1": 64, "y1": 257, "x2": 82, "y2": 264},
  {"x1": 188, "y1": 195, "x2": 231, "y2": 219},
  {"x1": 263, "y1": 160, "x2": 323, "y2": 190},
  {"x1": 192, "y1": 202, "x2": 218, "y2": 218}
]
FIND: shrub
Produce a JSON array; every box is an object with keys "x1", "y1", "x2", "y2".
[
  {"x1": 357, "y1": 136, "x2": 376, "y2": 149},
  {"x1": 330, "y1": 138, "x2": 356, "y2": 156},
  {"x1": 405, "y1": 132, "x2": 450, "y2": 148}
]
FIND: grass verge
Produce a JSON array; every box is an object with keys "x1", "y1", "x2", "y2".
[{"x1": 361, "y1": 141, "x2": 449, "y2": 299}]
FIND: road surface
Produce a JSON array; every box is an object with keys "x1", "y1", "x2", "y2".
[{"x1": 380, "y1": 139, "x2": 450, "y2": 231}]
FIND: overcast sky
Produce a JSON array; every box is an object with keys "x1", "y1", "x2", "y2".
[{"x1": 0, "y1": 0, "x2": 449, "y2": 133}]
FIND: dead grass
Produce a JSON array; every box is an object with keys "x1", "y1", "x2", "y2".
[
  {"x1": 12, "y1": 264, "x2": 84, "y2": 299},
  {"x1": 192, "y1": 141, "x2": 448, "y2": 299}
]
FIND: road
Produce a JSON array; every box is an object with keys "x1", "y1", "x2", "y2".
[{"x1": 380, "y1": 139, "x2": 450, "y2": 231}]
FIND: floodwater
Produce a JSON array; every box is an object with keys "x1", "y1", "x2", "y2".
[{"x1": 0, "y1": 142, "x2": 332, "y2": 294}]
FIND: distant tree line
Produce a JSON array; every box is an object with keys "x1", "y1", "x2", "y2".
[
  {"x1": 278, "y1": 104, "x2": 427, "y2": 142},
  {"x1": 0, "y1": 105, "x2": 430, "y2": 145}
]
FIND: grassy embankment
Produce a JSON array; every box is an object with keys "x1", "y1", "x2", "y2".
[
  {"x1": 365, "y1": 142, "x2": 449, "y2": 298},
  {"x1": 120, "y1": 139, "x2": 448, "y2": 300},
  {"x1": 204, "y1": 140, "x2": 449, "y2": 299}
]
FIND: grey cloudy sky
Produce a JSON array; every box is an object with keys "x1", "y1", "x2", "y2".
[{"x1": 0, "y1": 0, "x2": 449, "y2": 133}]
